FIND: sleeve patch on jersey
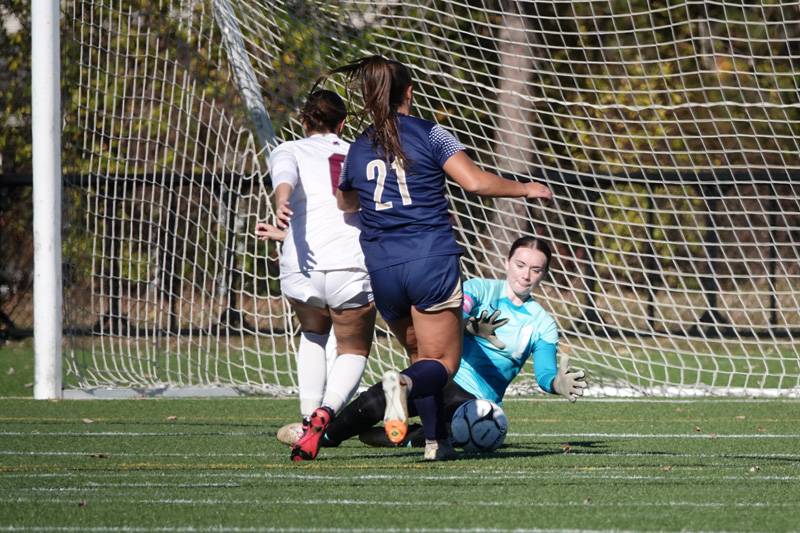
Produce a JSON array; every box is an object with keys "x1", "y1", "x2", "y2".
[
  {"x1": 328, "y1": 153, "x2": 345, "y2": 195},
  {"x1": 429, "y1": 125, "x2": 465, "y2": 166},
  {"x1": 463, "y1": 293, "x2": 475, "y2": 314}
]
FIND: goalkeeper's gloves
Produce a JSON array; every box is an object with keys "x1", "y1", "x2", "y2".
[
  {"x1": 465, "y1": 309, "x2": 509, "y2": 350},
  {"x1": 551, "y1": 352, "x2": 587, "y2": 402}
]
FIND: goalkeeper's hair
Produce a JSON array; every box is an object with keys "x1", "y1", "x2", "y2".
[
  {"x1": 327, "y1": 55, "x2": 413, "y2": 168},
  {"x1": 299, "y1": 89, "x2": 347, "y2": 134},
  {"x1": 508, "y1": 236, "x2": 552, "y2": 270}
]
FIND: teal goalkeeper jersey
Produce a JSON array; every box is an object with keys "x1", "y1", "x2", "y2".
[{"x1": 453, "y1": 278, "x2": 559, "y2": 404}]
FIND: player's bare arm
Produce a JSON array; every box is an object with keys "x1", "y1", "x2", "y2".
[
  {"x1": 273, "y1": 182, "x2": 294, "y2": 229},
  {"x1": 443, "y1": 151, "x2": 552, "y2": 200}
]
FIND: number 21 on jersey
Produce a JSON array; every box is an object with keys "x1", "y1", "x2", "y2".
[{"x1": 366, "y1": 159, "x2": 412, "y2": 211}]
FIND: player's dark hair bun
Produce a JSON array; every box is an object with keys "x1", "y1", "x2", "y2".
[{"x1": 300, "y1": 90, "x2": 347, "y2": 134}]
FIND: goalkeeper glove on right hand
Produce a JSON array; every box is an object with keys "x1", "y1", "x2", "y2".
[
  {"x1": 465, "y1": 309, "x2": 509, "y2": 350},
  {"x1": 551, "y1": 351, "x2": 587, "y2": 402}
]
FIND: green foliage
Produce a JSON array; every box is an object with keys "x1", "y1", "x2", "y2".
[
  {"x1": 2, "y1": 1, "x2": 798, "y2": 334},
  {"x1": 259, "y1": 1, "x2": 369, "y2": 136},
  {"x1": 61, "y1": 0, "x2": 249, "y2": 176},
  {"x1": 0, "y1": 186, "x2": 32, "y2": 328},
  {"x1": 0, "y1": 0, "x2": 31, "y2": 173},
  {"x1": 591, "y1": 184, "x2": 708, "y2": 287}
]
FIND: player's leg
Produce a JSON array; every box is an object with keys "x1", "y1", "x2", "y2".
[
  {"x1": 288, "y1": 297, "x2": 333, "y2": 417},
  {"x1": 378, "y1": 282, "x2": 458, "y2": 445},
  {"x1": 278, "y1": 272, "x2": 334, "y2": 460},
  {"x1": 380, "y1": 255, "x2": 463, "y2": 459},
  {"x1": 440, "y1": 380, "x2": 477, "y2": 423},
  {"x1": 410, "y1": 306, "x2": 462, "y2": 374},
  {"x1": 407, "y1": 307, "x2": 462, "y2": 460},
  {"x1": 322, "y1": 380, "x2": 386, "y2": 446},
  {"x1": 403, "y1": 253, "x2": 464, "y2": 377},
  {"x1": 357, "y1": 381, "x2": 475, "y2": 448},
  {"x1": 323, "y1": 269, "x2": 375, "y2": 413},
  {"x1": 363, "y1": 266, "x2": 415, "y2": 444},
  {"x1": 283, "y1": 297, "x2": 336, "y2": 460},
  {"x1": 279, "y1": 271, "x2": 335, "y2": 419},
  {"x1": 291, "y1": 270, "x2": 375, "y2": 462},
  {"x1": 377, "y1": 314, "x2": 415, "y2": 444},
  {"x1": 406, "y1": 255, "x2": 463, "y2": 460}
]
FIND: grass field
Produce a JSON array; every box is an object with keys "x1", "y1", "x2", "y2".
[{"x1": 2, "y1": 340, "x2": 800, "y2": 532}]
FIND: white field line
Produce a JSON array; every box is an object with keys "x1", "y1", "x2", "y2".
[
  {"x1": 3, "y1": 472, "x2": 800, "y2": 483},
  {"x1": 0, "y1": 451, "x2": 283, "y2": 458},
  {"x1": 2, "y1": 449, "x2": 800, "y2": 460},
  {"x1": 1, "y1": 496, "x2": 798, "y2": 509},
  {"x1": 511, "y1": 432, "x2": 800, "y2": 438},
  {"x1": 0, "y1": 432, "x2": 266, "y2": 437},
  {"x1": 0, "y1": 526, "x2": 648, "y2": 533},
  {"x1": 2, "y1": 450, "x2": 800, "y2": 462},
  {"x1": 0, "y1": 526, "x2": 651, "y2": 533},
  {"x1": 0, "y1": 396, "x2": 797, "y2": 403},
  {"x1": 2, "y1": 431, "x2": 798, "y2": 438},
  {"x1": 505, "y1": 398, "x2": 800, "y2": 404},
  {"x1": 11, "y1": 484, "x2": 243, "y2": 490}
]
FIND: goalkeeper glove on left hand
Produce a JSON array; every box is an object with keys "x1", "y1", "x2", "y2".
[{"x1": 552, "y1": 351, "x2": 587, "y2": 402}]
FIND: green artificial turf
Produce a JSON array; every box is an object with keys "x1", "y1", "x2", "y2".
[
  {"x1": 0, "y1": 339, "x2": 35, "y2": 397},
  {"x1": 1, "y1": 396, "x2": 799, "y2": 532}
]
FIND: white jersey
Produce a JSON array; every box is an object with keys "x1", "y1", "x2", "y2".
[{"x1": 269, "y1": 133, "x2": 366, "y2": 274}]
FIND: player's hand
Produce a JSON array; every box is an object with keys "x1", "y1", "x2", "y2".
[
  {"x1": 524, "y1": 182, "x2": 552, "y2": 201},
  {"x1": 275, "y1": 201, "x2": 293, "y2": 229},
  {"x1": 255, "y1": 222, "x2": 287, "y2": 241},
  {"x1": 552, "y1": 351, "x2": 587, "y2": 402},
  {"x1": 465, "y1": 309, "x2": 509, "y2": 350}
]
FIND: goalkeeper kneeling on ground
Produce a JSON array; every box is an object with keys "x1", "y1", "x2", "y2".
[{"x1": 277, "y1": 236, "x2": 588, "y2": 450}]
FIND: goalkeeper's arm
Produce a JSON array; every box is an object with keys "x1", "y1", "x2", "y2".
[
  {"x1": 533, "y1": 343, "x2": 587, "y2": 402},
  {"x1": 551, "y1": 351, "x2": 587, "y2": 402}
]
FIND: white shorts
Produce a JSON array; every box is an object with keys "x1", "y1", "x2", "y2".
[{"x1": 280, "y1": 269, "x2": 373, "y2": 310}]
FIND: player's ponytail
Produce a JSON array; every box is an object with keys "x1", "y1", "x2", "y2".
[
  {"x1": 329, "y1": 55, "x2": 413, "y2": 168},
  {"x1": 299, "y1": 89, "x2": 347, "y2": 134}
]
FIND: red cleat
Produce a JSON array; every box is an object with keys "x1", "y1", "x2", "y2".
[{"x1": 290, "y1": 406, "x2": 333, "y2": 462}]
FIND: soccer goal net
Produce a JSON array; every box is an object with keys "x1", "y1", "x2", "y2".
[{"x1": 60, "y1": 0, "x2": 800, "y2": 397}]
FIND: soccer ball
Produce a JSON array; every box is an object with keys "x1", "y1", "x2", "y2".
[{"x1": 449, "y1": 399, "x2": 508, "y2": 453}]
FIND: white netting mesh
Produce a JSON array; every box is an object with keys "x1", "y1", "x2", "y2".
[{"x1": 63, "y1": 0, "x2": 800, "y2": 396}]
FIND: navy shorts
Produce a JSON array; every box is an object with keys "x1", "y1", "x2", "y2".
[{"x1": 369, "y1": 254, "x2": 462, "y2": 322}]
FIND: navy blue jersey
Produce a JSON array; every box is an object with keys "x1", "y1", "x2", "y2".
[{"x1": 339, "y1": 114, "x2": 465, "y2": 271}]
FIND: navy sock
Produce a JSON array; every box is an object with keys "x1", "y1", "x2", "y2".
[
  {"x1": 414, "y1": 391, "x2": 448, "y2": 441},
  {"x1": 402, "y1": 360, "x2": 449, "y2": 442},
  {"x1": 413, "y1": 396, "x2": 438, "y2": 441},
  {"x1": 401, "y1": 359, "x2": 448, "y2": 399}
]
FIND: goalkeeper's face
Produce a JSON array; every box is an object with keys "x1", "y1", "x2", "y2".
[{"x1": 505, "y1": 247, "x2": 548, "y2": 299}]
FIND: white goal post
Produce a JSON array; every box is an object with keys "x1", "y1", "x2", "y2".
[
  {"x1": 32, "y1": 0, "x2": 63, "y2": 400},
  {"x1": 40, "y1": 0, "x2": 800, "y2": 398}
]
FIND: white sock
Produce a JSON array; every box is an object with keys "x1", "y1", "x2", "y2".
[
  {"x1": 297, "y1": 331, "x2": 329, "y2": 417},
  {"x1": 321, "y1": 353, "x2": 368, "y2": 414}
]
